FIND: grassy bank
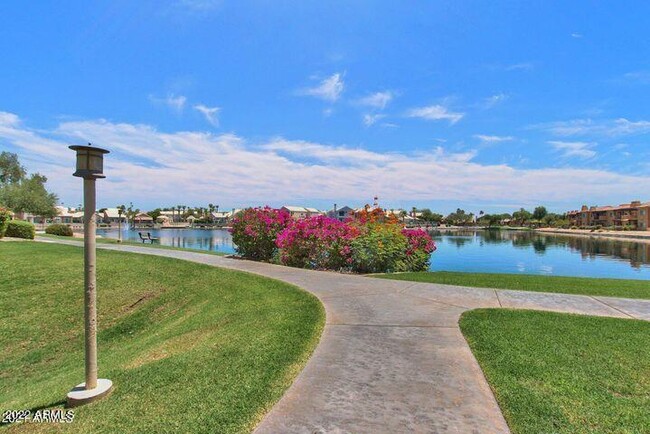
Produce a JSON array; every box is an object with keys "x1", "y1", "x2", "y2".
[
  {"x1": 37, "y1": 233, "x2": 227, "y2": 256},
  {"x1": 0, "y1": 242, "x2": 324, "y2": 433},
  {"x1": 374, "y1": 271, "x2": 650, "y2": 300},
  {"x1": 460, "y1": 309, "x2": 650, "y2": 433}
]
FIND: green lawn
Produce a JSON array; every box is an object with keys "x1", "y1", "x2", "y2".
[
  {"x1": 374, "y1": 271, "x2": 650, "y2": 300},
  {"x1": 0, "y1": 242, "x2": 324, "y2": 433},
  {"x1": 37, "y1": 233, "x2": 227, "y2": 256},
  {"x1": 460, "y1": 309, "x2": 650, "y2": 433}
]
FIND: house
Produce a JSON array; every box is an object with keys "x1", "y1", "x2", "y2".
[
  {"x1": 102, "y1": 208, "x2": 127, "y2": 225},
  {"x1": 133, "y1": 212, "x2": 154, "y2": 227},
  {"x1": 327, "y1": 205, "x2": 354, "y2": 222},
  {"x1": 211, "y1": 211, "x2": 231, "y2": 226},
  {"x1": 567, "y1": 200, "x2": 650, "y2": 230},
  {"x1": 281, "y1": 206, "x2": 325, "y2": 219}
]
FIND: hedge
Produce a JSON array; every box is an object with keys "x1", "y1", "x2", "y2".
[
  {"x1": 5, "y1": 220, "x2": 35, "y2": 239},
  {"x1": 45, "y1": 223, "x2": 74, "y2": 237},
  {"x1": 0, "y1": 208, "x2": 10, "y2": 238}
]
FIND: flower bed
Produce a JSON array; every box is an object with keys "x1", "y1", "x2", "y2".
[{"x1": 231, "y1": 207, "x2": 436, "y2": 273}]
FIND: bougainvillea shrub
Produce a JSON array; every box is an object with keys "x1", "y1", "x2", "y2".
[
  {"x1": 402, "y1": 229, "x2": 437, "y2": 271},
  {"x1": 276, "y1": 215, "x2": 360, "y2": 269},
  {"x1": 230, "y1": 207, "x2": 291, "y2": 261},
  {"x1": 231, "y1": 205, "x2": 437, "y2": 273}
]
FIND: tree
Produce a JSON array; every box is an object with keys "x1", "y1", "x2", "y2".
[
  {"x1": 533, "y1": 206, "x2": 548, "y2": 221},
  {"x1": 0, "y1": 154, "x2": 58, "y2": 217},
  {"x1": 445, "y1": 208, "x2": 474, "y2": 226},
  {"x1": 0, "y1": 152, "x2": 26, "y2": 185},
  {"x1": 512, "y1": 208, "x2": 532, "y2": 225},
  {"x1": 148, "y1": 208, "x2": 162, "y2": 221},
  {"x1": 419, "y1": 209, "x2": 443, "y2": 224}
]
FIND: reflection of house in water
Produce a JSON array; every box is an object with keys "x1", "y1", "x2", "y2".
[{"x1": 561, "y1": 236, "x2": 650, "y2": 269}]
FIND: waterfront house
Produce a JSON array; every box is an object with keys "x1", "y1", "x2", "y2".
[
  {"x1": 281, "y1": 206, "x2": 325, "y2": 219},
  {"x1": 327, "y1": 205, "x2": 354, "y2": 222},
  {"x1": 133, "y1": 212, "x2": 154, "y2": 227},
  {"x1": 102, "y1": 208, "x2": 127, "y2": 225},
  {"x1": 567, "y1": 200, "x2": 650, "y2": 230}
]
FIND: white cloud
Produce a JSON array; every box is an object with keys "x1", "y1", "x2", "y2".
[
  {"x1": 571, "y1": 33, "x2": 583, "y2": 38},
  {"x1": 549, "y1": 141, "x2": 596, "y2": 158},
  {"x1": 149, "y1": 94, "x2": 187, "y2": 112},
  {"x1": 505, "y1": 62, "x2": 534, "y2": 71},
  {"x1": 299, "y1": 73, "x2": 344, "y2": 102},
  {"x1": 483, "y1": 93, "x2": 508, "y2": 108},
  {"x1": 474, "y1": 134, "x2": 514, "y2": 143},
  {"x1": 406, "y1": 105, "x2": 464, "y2": 124},
  {"x1": 363, "y1": 113, "x2": 385, "y2": 127},
  {"x1": 3, "y1": 111, "x2": 650, "y2": 209},
  {"x1": 193, "y1": 104, "x2": 220, "y2": 126},
  {"x1": 177, "y1": 0, "x2": 221, "y2": 11},
  {"x1": 357, "y1": 91, "x2": 393, "y2": 109},
  {"x1": 622, "y1": 71, "x2": 650, "y2": 84},
  {"x1": 535, "y1": 118, "x2": 650, "y2": 137}
]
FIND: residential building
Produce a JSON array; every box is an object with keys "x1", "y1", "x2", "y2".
[
  {"x1": 567, "y1": 200, "x2": 650, "y2": 230},
  {"x1": 102, "y1": 208, "x2": 127, "y2": 225},
  {"x1": 281, "y1": 206, "x2": 325, "y2": 219},
  {"x1": 327, "y1": 205, "x2": 354, "y2": 222}
]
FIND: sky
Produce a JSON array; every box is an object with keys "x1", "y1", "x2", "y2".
[{"x1": 1, "y1": 1, "x2": 650, "y2": 214}]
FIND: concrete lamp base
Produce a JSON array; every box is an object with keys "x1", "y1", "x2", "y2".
[{"x1": 66, "y1": 379, "x2": 113, "y2": 408}]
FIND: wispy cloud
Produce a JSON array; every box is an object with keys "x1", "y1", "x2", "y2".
[
  {"x1": 482, "y1": 93, "x2": 509, "y2": 109},
  {"x1": 193, "y1": 104, "x2": 220, "y2": 126},
  {"x1": 3, "y1": 111, "x2": 650, "y2": 208},
  {"x1": 149, "y1": 94, "x2": 187, "y2": 112},
  {"x1": 505, "y1": 62, "x2": 534, "y2": 71},
  {"x1": 363, "y1": 113, "x2": 385, "y2": 127},
  {"x1": 535, "y1": 118, "x2": 650, "y2": 137},
  {"x1": 571, "y1": 33, "x2": 583, "y2": 38},
  {"x1": 474, "y1": 134, "x2": 514, "y2": 143},
  {"x1": 549, "y1": 141, "x2": 596, "y2": 158},
  {"x1": 406, "y1": 105, "x2": 464, "y2": 124},
  {"x1": 622, "y1": 71, "x2": 650, "y2": 84},
  {"x1": 299, "y1": 73, "x2": 344, "y2": 102},
  {"x1": 357, "y1": 91, "x2": 394, "y2": 109},
  {"x1": 177, "y1": 0, "x2": 221, "y2": 11}
]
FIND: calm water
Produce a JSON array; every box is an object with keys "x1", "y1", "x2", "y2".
[{"x1": 97, "y1": 228, "x2": 650, "y2": 280}]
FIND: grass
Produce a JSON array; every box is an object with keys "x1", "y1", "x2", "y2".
[
  {"x1": 460, "y1": 309, "x2": 650, "y2": 433},
  {"x1": 374, "y1": 271, "x2": 650, "y2": 300},
  {"x1": 0, "y1": 241, "x2": 324, "y2": 433},
  {"x1": 37, "y1": 233, "x2": 227, "y2": 256}
]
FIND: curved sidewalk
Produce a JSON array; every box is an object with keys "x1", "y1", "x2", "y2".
[{"x1": 40, "y1": 239, "x2": 650, "y2": 433}]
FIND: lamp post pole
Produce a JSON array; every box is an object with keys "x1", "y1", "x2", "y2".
[
  {"x1": 67, "y1": 144, "x2": 113, "y2": 407},
  {"x1": 83, "y1": 178, "x2": 98, "y2": 389}
]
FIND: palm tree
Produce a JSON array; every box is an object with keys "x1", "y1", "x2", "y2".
[{"x1": 117, "y1": 204, "x2": 126, "y2": 242}]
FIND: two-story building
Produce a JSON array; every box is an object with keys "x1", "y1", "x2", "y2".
[{"x1": 567, "y1": 200, "x2": 650, "y2": 230}]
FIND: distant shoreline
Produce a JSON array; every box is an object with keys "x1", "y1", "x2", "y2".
[{"x1": 535, "y1": 227, "x2": 650, "y2": 244}]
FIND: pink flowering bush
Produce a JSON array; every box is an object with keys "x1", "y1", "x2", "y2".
[
  {"x1": 276, "y1": 216, "x2": 360, "y2": 269},
  {"x1": 231, "y1": 206, "x2": 437, "y2": 273},
  {"x1": 402, "y1": 229, "x2": 437, "y2": 271},
  {"x1": 230, "y1": 207, "x2": 291, "y2": 261}
]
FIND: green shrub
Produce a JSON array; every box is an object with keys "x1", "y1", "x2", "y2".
[
  {"x1": 349, "y1": 223, "x2": 408, "y2": 273},
  {"x1": 0, "y1": 208, "x2": 11, "y2": 238},
  {"x1": 45, "y1": 223, "x2": 73, "y2": 237},
  {"x1": 5, "y1": 220, "x2": 35, "y2": 239}
]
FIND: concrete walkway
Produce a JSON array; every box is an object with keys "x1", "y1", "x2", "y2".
[{"x1": 38, "y1": 239, "x2": 650, "y2": 433}]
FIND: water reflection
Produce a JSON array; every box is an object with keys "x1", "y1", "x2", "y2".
[
  {"x1": 430, "y1": 229, "x2": 650, "y2": 278},
  {"x1": 95, "y1": 227, "x2": 650, "y2": 279}
]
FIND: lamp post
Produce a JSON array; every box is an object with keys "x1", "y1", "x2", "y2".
[{"x1": 67, "y1": 144, "x2": 113, "y2": 407}]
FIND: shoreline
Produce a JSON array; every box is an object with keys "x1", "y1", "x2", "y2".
[{"x1": 535, "y1": 227, "x2": 650, "y2": 244}]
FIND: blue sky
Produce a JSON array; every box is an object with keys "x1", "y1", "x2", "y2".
[{"x1": 1, "y1": 1, "x2": 650, "y2": 213}]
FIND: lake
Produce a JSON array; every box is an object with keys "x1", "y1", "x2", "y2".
[{"x1": 97, "y1": 228, "x2": 650, "y2": 280}]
